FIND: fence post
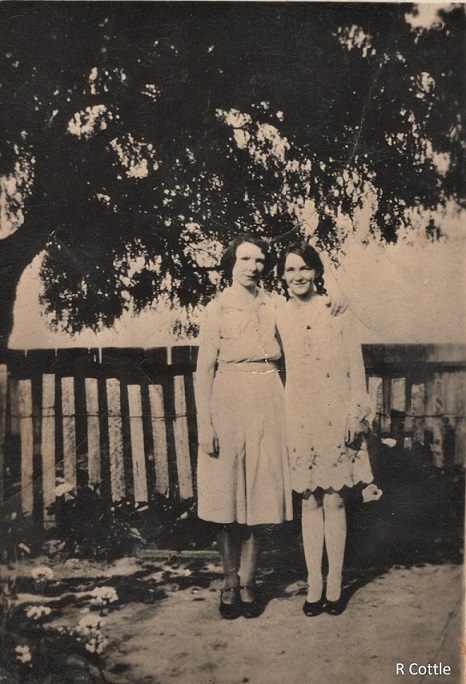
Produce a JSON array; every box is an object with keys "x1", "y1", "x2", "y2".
[
  {"x1": 106, "y1": 378, "x2": 126, "y2": 501},
  {"x1": 381, "y1": 376, "x2": 391, "y2": 434},
  {"x1": 61, "y1": 377, "x2": 77, "y2": 491},
  {"x1": 128, "y1": 384, "x2": 148, "y2": 503},
  {"x1": 18, "y1": 379, "x2": 34, "y2": 516},
  {"x1": 423, "y1": 375, "x2": 443, "y2": 467},
  {"x1": 173, "y1": 375, "x2": 193, "y2": 500},
  {"x1": 432, "y1": 372, "x2": 444, "y2": 468},
  {"x1": 85, "y1": 378, "x2": 101, "y2": 487},
  {"x1": 368, "y1": 376, "x2": 382, "y2": 433},
  {"x1": 41, "y1": 374, "x2": 56, "y2": 526},
  {"x1": 9, "y1": 379, "x2": 20, "y2": 436},
  {"x1": 454, "y1": 370, "x2": 465, "y2": 467},
  {"x1": 411, "y1": 382, "x2": 425, "y2": 444},
  {"x1": 390, "y1": 377, "x2": 406, "y2": 441},
  {"x1": 148, "y1": 384, "x2": 169, "y2": 496}
]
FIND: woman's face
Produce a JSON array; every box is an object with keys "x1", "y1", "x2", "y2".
[
  {"x1": 232, "y1": 242, "x2": 266, "y2": 289},
  {"x1": 283, "y1": 252, "x2": 317, "y2": 298}
]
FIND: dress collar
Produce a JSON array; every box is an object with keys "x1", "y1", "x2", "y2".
[{"x1": 219, "y1": 285, "x2": 268, "y2": 310}]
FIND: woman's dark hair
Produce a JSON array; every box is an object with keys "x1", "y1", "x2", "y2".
[
  {"x1": 279, "y1": 241, "x2": 327, "y2": 295},
  {"x1": 220, "y1": 233, "x2": 275, "y2": 281}
]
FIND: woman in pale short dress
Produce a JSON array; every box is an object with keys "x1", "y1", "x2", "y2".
[
  {"x1": 276, "y1": 241, "x2": 381, "y2": 616},
  {"x1": 196, "y1": 234, "x2": 292, "y2": 619}
]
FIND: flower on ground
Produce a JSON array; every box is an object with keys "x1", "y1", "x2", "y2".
[
  {"x1": 77, "y1": 613, "x2": 105, "y2": 636},
  {"x1": 75, "y1": 614, "x2": 109, "y2": 654},
  {"x1": 15, "y1": 645, "x2": 32, "y2": 663},
  {"x1": 89, "y1": 586, "x2": 118, "y2": 606},
  {"x1": 31, "y1": 566, "x2": 54, "y2": 581},
  {"x1": 26, "y1": 605, "x2": 52, "y2": 620},
  {"x1": 85, "y1": 636, "x2": 108, "y2": 654}
]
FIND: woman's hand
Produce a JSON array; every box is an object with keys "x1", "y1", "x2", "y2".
[
  {"x1": 345, "y1": 414, "x2": 362, "y2": 446},
  {"x1": 324, "y1": 292, "x2": 347, "y2": 316},
  {"x1": 199, "y1": 424, "x2": 219, "y2": 458}
]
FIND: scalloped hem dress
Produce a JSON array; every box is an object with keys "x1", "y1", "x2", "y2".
[{"x1": 276, "y1": 294, "x2": 374, "y2": 495}]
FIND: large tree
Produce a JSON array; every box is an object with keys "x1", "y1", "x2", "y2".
[{"x1": 0, "y1": 2, "x2": 464, "y2": 348}]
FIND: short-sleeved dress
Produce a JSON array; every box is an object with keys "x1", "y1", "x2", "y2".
[
  {"x1": 276, "y1": 294, "x2": 373, "y2": 494},
  {"x1": 196, "y1": 286, "x2": 293, "y2": 526}
]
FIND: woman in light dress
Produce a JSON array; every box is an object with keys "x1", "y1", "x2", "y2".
[
  {"x1": 276, "y1": 241, "x2": 381, "y2": 616},
  {"x1": 196, "y1": 234, "x2": 292, "y2": 619}
]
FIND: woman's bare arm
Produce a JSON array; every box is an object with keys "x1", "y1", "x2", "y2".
[{"x1": 196, "y1": 340, "x2": 219, "y2": 457}]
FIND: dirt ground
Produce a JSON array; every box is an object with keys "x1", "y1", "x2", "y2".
[
  {"x1": 3, "y1": 462, "x2": 464, "y2": 683},
  {"x1": 6, "y1": 551, "x2": 463, "y2": 684},
  {"x1": 98, "y1": 560, "x2": 464, "y2": 684}
]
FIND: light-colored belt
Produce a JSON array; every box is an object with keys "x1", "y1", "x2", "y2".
[{"x1": 216, "y1": 361, "x2": 278, "y2": 374}]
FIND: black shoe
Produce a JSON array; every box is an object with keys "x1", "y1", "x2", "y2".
[
  {"x1": 219, "y1": 587, "x2": 241, "y2": 620},
  {"x1": 302, "y1": 598, "x2": 326, "y2": 617},
  {"x1": 239, "y1": 585, "x2": 263, "y2": 618},
  {"x1": 325, "y1": 596, "x2": 346, "y2": 616}
]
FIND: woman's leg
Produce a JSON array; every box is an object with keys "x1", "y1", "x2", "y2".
[
  {"x1": 301, "y1": 493, "x2": 325, "y2": 602},
  {"x1": 238, "y1": 528, "x2": 260, "y2": 602},
  {"x1": 322, "y1": 491, "x2": 346, "y2": 602},
  {"x1": 216, "y1": 525, "x2": 241, "y2": 603}
]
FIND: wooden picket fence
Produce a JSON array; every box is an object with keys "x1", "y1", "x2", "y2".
[
  {"x1": 364, "y1": 344, "x2": 465, "y2": 468},
  {"x1": 0, "y1": 343, "x2": 464, "y2": 528},
  {"x1": 0, "y1": 346, "x2": 198, "y2": 526}
]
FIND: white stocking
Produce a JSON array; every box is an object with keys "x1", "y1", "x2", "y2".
[
  {"x1": 323, "y1": 492, "x2": 346, "y2": 601},
  {"x1": 301, "y1": 494, "x2": 324, "y2": 602}
]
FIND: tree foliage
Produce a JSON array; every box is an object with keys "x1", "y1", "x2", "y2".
[{"x1": 0, "y1": 2, "x2": 464, "y2": 340}]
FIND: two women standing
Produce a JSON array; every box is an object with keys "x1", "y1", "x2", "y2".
[{"x1": 196, "y1": 235, "x2": 378, "y2": 619}]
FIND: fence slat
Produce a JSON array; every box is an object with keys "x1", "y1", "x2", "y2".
[
  {"x1": 85, "y1": 378, "x2": 101, "y2": 487},
  {"x1": 404, "y1": 379, "x2": 413, "y2": 433},
  {"x1": 411, "y1": 382, "x2": 425, "y2": 443},
  {"x1": 432, "y1": 372, "x2": 444, "y2": 468},
  {"x1": 0, "y1": 365, "x2": 7, "y2": 503},
  {"x1": 18, "y1": 379, "x2": 34, "y2": 516},
  {"x1": 424, "y1": 377, "x2": 435, "y2": 431},
  {"x1": 128, "y1": 385, "x2": 148, "y2": 503},
  {"x1": 61, "y1": 378, "x2": 77, "y2": 490},
  {"x1": 9, "y1": 378, "x2": 20, "y2": 436},
  {"x1": 368, "y1": 376, "x2": 382, "y2": 432},
  {"x1": 442, "y1": 372, "x2": 457, "y2": 427},
  {"x1": 454, "y1": 371, "x2": 465, "y2": 466},
  {"x1": 148, "y1": 384, "x2": 169, "y2": 496},
  {"x1": 390, "y1": 377, "x2": 406, "y2": 441},
  {"x1": 173, "y1": 375, "x2": 193, "y2": 499},
  {"x1": 106, "y1": 378, "x2": 125, "y2": 501},
  {"x1": 381, "y1": 376, "x2": 391, "y2": 433},
  {"x1": 391, "y1": 378, "x2": 406, "y2": 413},
  {"x1": 41, "y1": 374, "x2": 56, "y2": 526}
]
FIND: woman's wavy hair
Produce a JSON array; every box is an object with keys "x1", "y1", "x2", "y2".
[
  {"x1": 220, "y1": 233, "x2": 275, "y2": 282},
  {"x1": 279, "y1": 241, "x2": 327, "y2": 295}
]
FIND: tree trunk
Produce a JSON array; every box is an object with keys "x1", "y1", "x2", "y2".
[{"x1": 0, "y1": 221, "x2": 51, "y2": 359}]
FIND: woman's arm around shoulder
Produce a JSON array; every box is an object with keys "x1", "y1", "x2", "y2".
[{"x1": 320, "y1": 252, "x2": 348, "y2": 316}]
